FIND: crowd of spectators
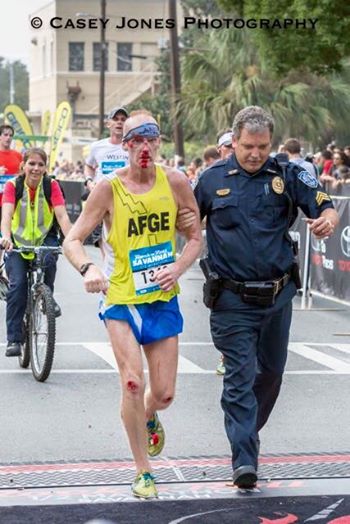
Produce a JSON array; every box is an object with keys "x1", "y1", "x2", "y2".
[
  {"x1": 170, "y1": 141, "x2": 350, "y2": 194},
  {"x1": 52, "y1": 159, "x2": 85, "y2": 181},
  {"x1": 30, "y1": 140, "x2": 350, "y2": 195}
]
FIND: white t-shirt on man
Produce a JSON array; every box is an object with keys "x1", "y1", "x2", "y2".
[{"x1": 86, "y1": 138, "x2": 129, "y2": 182}]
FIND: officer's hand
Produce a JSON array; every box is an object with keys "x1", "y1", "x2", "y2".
[
  {"x1": 176, "y1": 207, "x2": 196, "y2": 232},
  {"x1": 305, "y1": 217, "x2": 335, "y2": 239},
  {"x1": 83, "y1": 265, "x2": 109, "y2": 294},
  {"x1": 155, "y1": 264, "x2": 180, "y2": 292},
  {"x1": 0, "y1": 166, "x2": 7, "y2": 175},
  {"x1": 0, "y1": 237, "x2": 13, "y2": 251}
]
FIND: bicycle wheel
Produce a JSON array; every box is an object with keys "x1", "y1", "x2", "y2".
[
  {"x1": 0, "y1": 274, "x2": 9, "y2": 301},
  {"x1": 29, "y1": 284, "x2": 56, "y2": 382},
  {"x1": 18, "y1": 313, "x2": 31, "y2": 368}
]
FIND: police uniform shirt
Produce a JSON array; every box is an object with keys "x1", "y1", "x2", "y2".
[{"x1": 194, "y1": 154, "x2": 334, "y2": 282}]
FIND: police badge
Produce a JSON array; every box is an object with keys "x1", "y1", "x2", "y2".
[{"x1": 271, "y1": 176, "x2": 284, "y2": 194}]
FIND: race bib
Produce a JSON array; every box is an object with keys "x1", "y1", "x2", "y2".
[
  {"x1": 129, "y1": 241, "x2": 174, "y2": 296},
  {"x1": 101, "y1": 160, "x2": 126, "y2": 175}
]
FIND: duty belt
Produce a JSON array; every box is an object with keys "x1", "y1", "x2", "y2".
[{"x1": 221, "y1": 272, "x2": 291, "y2": 306}]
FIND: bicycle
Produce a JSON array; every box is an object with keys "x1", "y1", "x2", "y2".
[{"x1": 1, "y1": 245, "x2": 62, "y2": 382}]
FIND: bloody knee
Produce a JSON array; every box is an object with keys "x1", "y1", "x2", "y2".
[
  {"x1": 154, "y1": 392, "x2": 174, "y2": 408},
  {"x1": 123, "y1": 375, "x2": 144, "y2": 398}
]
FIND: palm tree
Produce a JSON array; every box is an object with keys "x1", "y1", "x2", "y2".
[{"x1": 178, "y1": 28, "x2": 350, "y2": 146}]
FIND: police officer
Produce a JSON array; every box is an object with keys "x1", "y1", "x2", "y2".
[{"x1": 194, "y1": 106, "x2": 339, "y2": 489}]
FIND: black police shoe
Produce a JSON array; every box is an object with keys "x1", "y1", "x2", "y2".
[
  {"x1": 52, "y1": 299, "x2": 61, "y2": 318},
  {"x1": 6, "y1": 342, "x2": 22, "y2": 357},
  {"x1": 233, "y1": 465, "x2": 257, "y2": 489}
]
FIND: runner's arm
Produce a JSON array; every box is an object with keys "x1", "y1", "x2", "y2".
[
  {"x1": 84, "y1": 163, "x2": 96, "y2": 181},
  {"x1": 156, "y1": 170, "x2": 202, "y2": 291}
]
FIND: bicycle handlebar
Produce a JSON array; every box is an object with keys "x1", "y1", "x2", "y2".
[{"x1": 0, "y1": 245, "x2": 62, "y2": 255}]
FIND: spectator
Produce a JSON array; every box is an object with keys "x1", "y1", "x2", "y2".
[
  {"x1": 203, "y1": 146, "x2": 220, "y2": 168},
  {"x1": 283, "y1": 138, "x2": 318, "y2": 178},
  {"x1": 216, "y1": 129, "x2": 233, "y2": 160}
]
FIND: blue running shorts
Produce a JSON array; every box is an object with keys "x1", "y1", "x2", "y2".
[{"x1": 99, "y1": 296, "x2": 183, "y2": 345}]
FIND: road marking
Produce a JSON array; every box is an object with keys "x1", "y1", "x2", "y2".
[
  {"x1": 1, "y1": 342, "x2": 350, "y2": 375},
  {"x1": 83, "y1": 342, "x2": 205, "y2": 374},
  {"x1": 0, "y1": 369, "x2": 349, "y2": 375},
  {"x1": 288, "y1": 343, "x2": 350, "y2": 372}
]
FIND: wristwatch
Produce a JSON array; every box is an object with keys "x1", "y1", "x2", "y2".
[{"x1": 79, "y1": 262, "x2": 95, "y2": 277}]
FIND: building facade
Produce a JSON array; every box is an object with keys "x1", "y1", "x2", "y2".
[{"x1": 29, "y1": 0, "x2": 177, "y2": 160}]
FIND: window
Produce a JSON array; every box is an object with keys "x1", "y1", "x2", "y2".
[
  {"x1": 117, "y1": 43, "x2": 132, "y2": 71},
  {"x1": 69, "y1": 42, "x2": 84, "y2": 71},
  {"x1": 93, "y1": 42, "x2": 109, "y2": 72}
]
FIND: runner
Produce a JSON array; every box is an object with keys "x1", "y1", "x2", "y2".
[
  {"x1": 63, "y1": 110, "x2": 202, "y2": 498},
  {"x1": 84, "y1": 107, "x2": 129, "y2": 256}
]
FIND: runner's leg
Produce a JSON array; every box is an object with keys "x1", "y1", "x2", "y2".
[
  {"x1": 106, "y1": 319, "x2": 151, "y2": 473},
  {"x1": 143, "y1": 336, "x2": 179, "y2": 420}
]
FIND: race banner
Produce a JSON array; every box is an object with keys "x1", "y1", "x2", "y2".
[
  {"x1": 41, "y1": 109, "x2": 51, "y2": 137},
  {"x1": 4, "y1": 104, "x2": 35, "y2": 148},
  {"x1": 49, "y1": 101, "x2": 72, "y2": 172},
  {"x1": 292, "y1": 197, "x2": 350, "y2": 302}
]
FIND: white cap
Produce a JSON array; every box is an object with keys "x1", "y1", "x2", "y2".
[{"x1": 217, "y1": 132, "x2": 233, "y2": 147}]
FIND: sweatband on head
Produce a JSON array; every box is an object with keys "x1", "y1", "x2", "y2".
[
  {"x1": 123, "y1": 122, "x2": 160, "y2": 143},
  {"x1": 218, "y1": 132, "x2": 233, "y2": 147}
]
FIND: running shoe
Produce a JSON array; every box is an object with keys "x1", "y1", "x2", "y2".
[
  {"x1": 216, "y1": 356, "x2": 225, "y2": 375},
  {"x1": 132, "y1": 470, "x2": 158, "y2": 499},
  {"x1": 147, "y1": 412, "x2": 165, "y2": 457}
]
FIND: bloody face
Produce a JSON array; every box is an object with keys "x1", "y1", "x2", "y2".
[{"x1": 127, "y1": 136, "x2": 160, "y2": 169}]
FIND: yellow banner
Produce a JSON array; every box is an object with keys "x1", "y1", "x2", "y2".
[
  {"x1": 41, "y1": 110, "x2": 51, "y2": 137},
  {"x1": 4, "y1": 104, "x2": 35, "y2": 148},
  {"x1": 49, "y1": 101, "x2": 72, "y2": 172}
]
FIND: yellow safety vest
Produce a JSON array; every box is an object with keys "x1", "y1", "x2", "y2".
[
  {"x1": 104, "y1": 164, "x2": 179, "y2": 305},
  {"x1": 10, "y1": 177, "x2": 54, "y2": 259}
]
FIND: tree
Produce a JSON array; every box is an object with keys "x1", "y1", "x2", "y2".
[
  {"x1": 0, "y1": 58, "x2": 29, "y2": 110},
  {"x1": 216, "y1": 0, "x2": 350, "y2": 75},
  {"x1": 178, "y1": 27, "x2": 350, "y2": 147}
]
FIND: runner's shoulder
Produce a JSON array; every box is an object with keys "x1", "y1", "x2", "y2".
[{"x1": 161, "y1": 163, "x2": 189, "y2": 188}]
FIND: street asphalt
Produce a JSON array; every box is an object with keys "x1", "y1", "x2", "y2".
[{"x1": 0, "y1": 245, "x2": 349, "y2": 464}]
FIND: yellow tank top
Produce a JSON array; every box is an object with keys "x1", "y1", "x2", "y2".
[{"x1": 104, "y1": 164, "x2": 179, "y2": 305}]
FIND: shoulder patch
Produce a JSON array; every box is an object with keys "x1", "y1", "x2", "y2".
[{"x1": 297, "y1": 170, "x2": 318, "y2": 188}]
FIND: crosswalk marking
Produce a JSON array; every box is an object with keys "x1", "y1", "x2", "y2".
[
  {"x1": 288, "y1": 343, "x2": 350, "y2": 372},
  {"x1": 1, "y1": 342, "x2": 350, "y2": 374},
  {"x1": 83, "y1": 342, "x2": 205, "y2": 374}
]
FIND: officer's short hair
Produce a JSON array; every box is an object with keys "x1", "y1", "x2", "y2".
[
  {"x1": 284, "y1": 138, "x2": 301, "y2": 154},
  {"x1": 232, "y1": 106, "x2": 274, "y2": 140}
]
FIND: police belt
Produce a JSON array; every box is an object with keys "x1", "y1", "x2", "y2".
[{"x1": 221, "y1": 272, "x2": 291, "y2": 304}]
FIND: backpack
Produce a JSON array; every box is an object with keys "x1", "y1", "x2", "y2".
[{"x1": 14, "y1": 174, "x2": 65, "y2": 243}]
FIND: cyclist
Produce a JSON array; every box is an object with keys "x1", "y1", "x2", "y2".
[{"x1": 0, "y1": 147, "x2": 71, "y2": 357}]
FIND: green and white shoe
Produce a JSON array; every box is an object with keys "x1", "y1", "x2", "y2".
[
  {"x1": 216, "y1": 357, "x2": 225, "y2": 376},
  {"x1": 132, "y1": 470, "x2": 158, "y2": 499},
  {"x1": 147, "y1": 412, "x2": 165, "y2": 457}
]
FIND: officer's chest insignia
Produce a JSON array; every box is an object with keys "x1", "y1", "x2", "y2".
[
  {"x1": 271, "y1": 176, "x2": 284, "y2": 194},
  {"x1": 297, "y1": 170, "x2": 318, "y2": 188},
  {"x1": 227, "y1": 169, "x2": 239, "y2": 175},
  {"x1": 216, "y1": 188, "x2": 231, "y2": 196},
  {"x1": 316, "y1": 191, "x2": 331, "y2": 206}
]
